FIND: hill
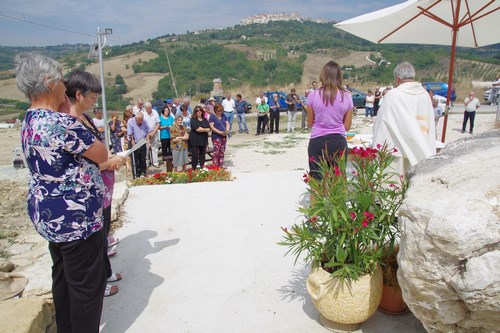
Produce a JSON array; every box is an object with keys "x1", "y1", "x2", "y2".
[{"x1": 0, "y1": 21, "x2": 499, "y2": 106}]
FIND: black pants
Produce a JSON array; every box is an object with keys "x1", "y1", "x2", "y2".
[
  {"x1": 191, "y1": 145, "x2": 207, "y2": 169},
  {"x1": 307, "y1": 133, "x2": 347, "y2": 180},
  {"x1": 257, "y1": 115, "x2": 268, "y2": 134},
  {"x1": 462, "y1": 111, "x2": 475, "y2": 133},
  {"x1": 161, "y1": 138, "x2": 171, "y2": 158},
  {"x1": 269, "y1": 109, "x2": 280, "y2": 133},
  {"x1": 103, "y1": 205, "x2": 112, "y2": 279},
  {"x1": 132, "y1": 144, "x2": 147, "y2": 178},
  {"x1": 49, "y1": 228, "x2": 106, "y2": 333}
]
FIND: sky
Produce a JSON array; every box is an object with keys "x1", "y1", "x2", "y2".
[{"x1": 0, "y1": 0, "x2": 404, "y2": 47}]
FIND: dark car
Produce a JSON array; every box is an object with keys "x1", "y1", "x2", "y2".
[
  {"x1": 152, "y1": 99, "x2": 166, "y2": 113},
  {"x1": 421, "y1": 82, "x2": 456, "y2": 101},
  {"x1": 263, "y1": 91, "x2": 289, "y2": 112},
  {"x1": 350, "y1": 88, "x2": 367, "y2": 108}
]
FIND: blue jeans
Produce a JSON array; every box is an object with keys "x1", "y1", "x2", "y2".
[
  {"x1": 224, "y1": 111, "x2": 235, "y2": 132},
  {"x1": 236, "y1": 112, "x2": 248, "y2": 132},
  {"x1": 365, "y1": 107, "x2": 373, "y2": 117}
]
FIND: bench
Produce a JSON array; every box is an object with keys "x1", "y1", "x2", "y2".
[{"x1": 162, "y1": 146, "x2": 214, "y2": 172}]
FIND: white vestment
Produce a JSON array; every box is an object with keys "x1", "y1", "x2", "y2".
[{"x1": 372, "y1": 81, "x2": 436, "y2": 175}]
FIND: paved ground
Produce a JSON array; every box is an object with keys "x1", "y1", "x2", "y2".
[{"x1": 100, "y1": 171, "x2": 425, "y2": 333}]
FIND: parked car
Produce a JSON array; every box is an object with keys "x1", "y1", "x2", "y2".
[
  {"x1": 421, "y1": 82, "x2": 456, "y2": 101},
  {"x1": 264, "y1": 91, "x2": 288, "y2": 112},
  {"x1": 483, "y1": 88, "x2": 500, "y2": 104},
  {"x1": 350, "y1": 88, "x2": 367, "y2": 108},
  {"x1": 152, "y1": 99, "x2": 166, "y2": 113}
]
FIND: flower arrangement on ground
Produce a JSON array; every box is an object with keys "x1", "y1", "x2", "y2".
[
  {"x1": 131, "y1": 165, "x2": 232, "y2": 186},
  {"x1": 280, "y1": 144, "x2": 408, "y2": 282}
]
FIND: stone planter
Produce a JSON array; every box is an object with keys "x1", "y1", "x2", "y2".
[{"x1": 306, "y1": 265, "x2": 383, "y2": 330}]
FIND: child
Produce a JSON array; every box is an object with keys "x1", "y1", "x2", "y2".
[{"x1": 170, "y1": 115, "x2": 189, "y2": 171}]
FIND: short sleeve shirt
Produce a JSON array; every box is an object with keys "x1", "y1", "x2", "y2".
[
  {"x1": 170, "y1": 124, "x2": 189, "y2": 150},
  {"x1": 21, "y1": 108, "x2": 105, "y2": 243},
  {"x1": 307, "y1": 89, "x2": 354, "y2": 139},
  {"x1": 159, "y1": 114, "x2": 174, "y2": 139},
  {"x1": 209, "y1": 113, "x2": 228, "y2": 139}
]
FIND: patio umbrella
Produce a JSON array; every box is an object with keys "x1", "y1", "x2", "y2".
[{"x1": 335, "y1": 0, "x2": 500, "y2": 142}]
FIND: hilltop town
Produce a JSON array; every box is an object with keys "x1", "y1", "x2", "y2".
[{"x1": 240, "y1": 12, "x2": 333, "y2": 25}]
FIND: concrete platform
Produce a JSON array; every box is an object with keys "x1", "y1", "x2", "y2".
[{"x1": 101, "y1": 171, "x2": 425, "y2": 333}]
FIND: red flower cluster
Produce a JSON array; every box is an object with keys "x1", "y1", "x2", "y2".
[
  {"x1": 351, "y1": 146, "x2": 378, "y2": 159},
  {"x1": 361, "y1": 211, "x2": 375, "y2": 227},
  {"x1": 302, "y1": 172, "x2": 310, "y2": 183}
]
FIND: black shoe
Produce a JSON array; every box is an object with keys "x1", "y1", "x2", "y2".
[
  {"x1": 461, "y1": 130, "x2": 465, "y2": 133},
  {"x1": 470, "y1": 131, "x2": 473, "y2": 134},
  {"x1": 256, "y1": 133, "x2": 260, "y2": 136}
]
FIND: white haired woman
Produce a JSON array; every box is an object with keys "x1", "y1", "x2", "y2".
[{"x1": 17, "y1": 53, "x2": 108, "y2": 332}]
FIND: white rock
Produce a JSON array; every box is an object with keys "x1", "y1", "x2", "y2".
[{"x1": 398, "y1": 130, "x2": 500, "y2": 333}]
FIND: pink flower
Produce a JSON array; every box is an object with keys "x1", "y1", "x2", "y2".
[
  {"x1": 363, "y1": 211, "x2": 374, "y2": 220},
  {"x1": 361, "y1": 219, "x2": 369, "y2": 227},
  {"x1": 310, "y1": 216, "x2": 318, "y2": 223},
  {"x1": 393, "y1": 147, "x2": 398, "y2": 153},
  {"x1": 309, "y1": 156, "x2": 315, "y2": 162},
  {"x1": 302, "y1": 173, "x2": 310, "y2": 183},
  {"x1": 376, "y1": 143, "x2": 382, "y2": 149},
  {"x1": 350, "y1": 212, "x2": 357, "y2": 219},
  {"x1": 334, "y1": 166, "x2": 341, "y2": 176}
]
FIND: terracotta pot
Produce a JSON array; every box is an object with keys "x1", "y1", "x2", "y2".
[
  {"x1": 378, "y1": 284, "x2": 409, "y2": 315},
  {"x1": 306, "y1": 265, "x2": 383, "y2": 329}
]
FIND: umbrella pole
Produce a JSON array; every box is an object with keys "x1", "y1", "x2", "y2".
[{"x1": 441, "y1": 1, "x2": 462, "y2": 144}]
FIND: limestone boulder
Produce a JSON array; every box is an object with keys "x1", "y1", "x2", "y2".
[
  {"x1": 0, "y1": 298, "x2": 56, "y2": 333},
  {"x1": 398, "y1": 130, "x2": 500, "y2": 333}
]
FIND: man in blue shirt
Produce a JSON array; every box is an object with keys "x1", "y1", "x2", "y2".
[
  {"x1": 127, "y1": 112, "x2": 150, "y2": 178},
  {"x1": 235, "y1": 94, "x2": 250, "y2": 134}
]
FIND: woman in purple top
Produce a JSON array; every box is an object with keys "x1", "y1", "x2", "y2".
[
  {"x1": 306, "y1": 61, "x2": 353, "y2": 179},
  {"x1": 208, "y1": 104, "x2": 229, "y2": 167},
  {"x1": 18, "y1": 53, "x2": 109, "y2": 332}
]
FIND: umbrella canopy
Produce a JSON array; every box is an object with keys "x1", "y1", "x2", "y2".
[{"x1": 335, "y1": 0, "x2": 500, "y2": 142}]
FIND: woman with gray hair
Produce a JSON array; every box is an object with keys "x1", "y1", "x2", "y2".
[{"x1": 17, "y1": 53, "x2": 108, "y2": 333}]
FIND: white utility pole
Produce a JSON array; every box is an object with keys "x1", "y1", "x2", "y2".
[{"x1": 97, "y1": 27, "x2": 112, "y2": 147}]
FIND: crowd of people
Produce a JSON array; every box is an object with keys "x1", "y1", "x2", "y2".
[{"x1": 16, "y1": 48, "x2": 490, "y2": 332}]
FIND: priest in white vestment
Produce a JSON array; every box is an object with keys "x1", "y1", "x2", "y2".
[{"x1": 372, "y1": 62, "x2": 436, "y2": 175}]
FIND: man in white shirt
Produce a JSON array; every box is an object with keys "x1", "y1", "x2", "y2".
[
  {"x1": 92, "y1": 108, "x2": 105, "y2": 134},
  {"x1": 372, "y1": 62, "x2": 436, "y2": 175},
  {"x1": 255, "y1": 92, "x2": 268, "y2": 105},
  {"x1": 143, "y1": 101, "x2": 161, "y2": 166},
  {"x1": 490, "y1": 77, "x2": 500, "y2": 106},
  {"x1": 132, "y1": 98, "x2": 145, "y2": 116},
  {"x1": 462, "y1": 91, "x2": 480, "y2": 134},
  {"x1": 222, "y1": 93, "x2": 236, "y2": 133}
]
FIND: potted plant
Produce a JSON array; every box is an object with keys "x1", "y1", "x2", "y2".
[
  {"x1": 279, "y1": 144, "x2": 408, "y2": 329},
  {"x1": 379, "y1": 245, "x2": 409, "y2": 315}
]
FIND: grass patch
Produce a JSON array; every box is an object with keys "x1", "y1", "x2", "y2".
[{"x1": 262, "y1": 150, "x2": 285, "y2": 155}]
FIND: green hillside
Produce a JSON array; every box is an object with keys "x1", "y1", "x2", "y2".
[{"x1": 1, "y1": 20, "x2": 499, "y2": 101}]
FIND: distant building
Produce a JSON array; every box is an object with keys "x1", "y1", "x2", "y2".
[{"x1": 240, "y1": 12, "x2": 333, "y2": 25}]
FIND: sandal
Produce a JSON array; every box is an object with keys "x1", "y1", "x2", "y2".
[
  {"x1": 107, "y1": 272, "x2": 122, "y2": 282},
  {"x1": 104, "y1": 284, "x2": 119, "y2": 297},
  {"x1": 108, "y1": 236, "x2": 120, "y2": 247},
  {"x1": 107, "y1": 248, "x2": 117, "y2": 257}
]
